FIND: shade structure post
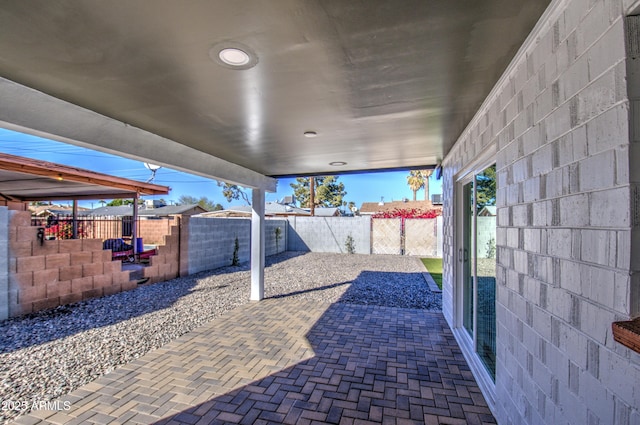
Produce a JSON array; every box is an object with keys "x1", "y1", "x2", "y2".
[{"x1": 250, "y1": 188, "x2": 265, "y2": 301}]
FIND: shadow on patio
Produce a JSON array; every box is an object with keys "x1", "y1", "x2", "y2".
[{"x1": 156, "y1": 303, "x2": 495, "y2": 425}]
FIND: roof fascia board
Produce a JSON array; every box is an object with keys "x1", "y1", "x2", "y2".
[
  {"x1": 13, "y1": 193, "x2": 141, "y2": 202},
  {"x1": 0, "y1": 153, "x2": 169, "y2": 196},
  {"x1": 0, "y1": 78, "x2": 277, "y2": 192}
]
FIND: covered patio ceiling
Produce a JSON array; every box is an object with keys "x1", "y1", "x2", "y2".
[
  {"x1": 0, "y1": 1, "x2": 551, "y2": 190},
  {"x1": 0, "y1": 153, "x2": 169, "y2": 202}
]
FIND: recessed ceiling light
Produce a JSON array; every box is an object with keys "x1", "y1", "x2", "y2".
[
  {"x1": 210, "y1": 42, "x2": 258, "y2": 70},
  {"x1": 303, "y1": 131, "x2": 318, "y2": 138},
  {"x1": 329, "y1": 161, "x2": 347, "y2": 166},
  {"x1": 218, "y1": 48, "x2": 250, "y2": 66}
]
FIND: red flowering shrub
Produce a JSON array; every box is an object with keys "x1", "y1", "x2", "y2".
[
  {"x1": 372, "y1": 208, "x2": 441, "y2": 219},
  {"x1": 46, "y1": 220, "x2": 88, "y2": 240}
]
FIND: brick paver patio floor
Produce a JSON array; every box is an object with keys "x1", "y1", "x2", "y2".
[{"x1": 14, "y1": 297, "x2": 496, "y2": 425}]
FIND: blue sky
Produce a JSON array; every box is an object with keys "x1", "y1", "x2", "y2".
[{"x1": 0, "y1": 128, "x2": 441, "y2": 210}]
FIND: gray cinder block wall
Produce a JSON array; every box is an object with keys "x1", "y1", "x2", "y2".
[
  {"x1": 442, "y1": 0, "x2": 640, "y2": 424},
  {"x1": 187, "y1": 217, "x2": 287, "y2": 274},
  {"x1": 265, "y1": 220, "x2": 288, "y2": 256},
  {"x1": 286, "y1": 216, "x2": 371, "y2": 254}
]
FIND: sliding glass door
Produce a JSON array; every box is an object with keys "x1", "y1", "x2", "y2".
[
  {"x1": 461, "y1": 181, "x2": 474, "y2": 336},
  {"x1": 458, "y1": 164, "x2": 496, "y2": 380}
]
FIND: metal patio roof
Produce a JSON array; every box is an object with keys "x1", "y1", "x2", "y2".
[{"x1": 0, "y1": 152, "x2": 170, "y2": 202}]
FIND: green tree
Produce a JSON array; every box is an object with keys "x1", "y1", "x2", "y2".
[
  {"x1": 106, "y1": 199, "x2": 134, "y2": 206},
  {"x1": 217, "y1": 182, "x2": 250, "y2": 205},
  {"x1": 475, "y1": 164, "x2": 496, "y2": 209},
  {"x1": 290, "y1": 176, "x2": 346, "y2": 208},
  {"x1": 177, "y1": 195, "x2": 219, "y2": 211}
]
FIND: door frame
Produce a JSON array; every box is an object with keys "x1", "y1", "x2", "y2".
[
  {"x1": 452, "y1": 153, "x2": 497, "y2": 410},
  {"x1": 455, "y1": 175, "x2": 476, "y2": 337}
]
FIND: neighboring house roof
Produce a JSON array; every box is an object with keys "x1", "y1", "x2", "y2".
[
  {"x1": 139, "y1": 204, "x2": 207, "y2": 216},
  {"x1": 196, "y1": 203, "x2": 344, "y2": 218},
  {"x1": 311, "y1": 207, "x2": 340, "y2": 217},
  {"x1": 83, "y1": 204, "x2": 206, "y2": 217},
  {"x1": 196, "y1": 210, "x2": 251, "y2": 218},
  {"x1": 359, "y1": 200, "x2": 441, "y2": 215},
  {"x1": 30, "y1": 205, "x2": 90, "y2": 217},
  {"x1": 83, "y1": 205, "x2": 134, "y2": 217},
  {"x1": 198, "y1": 202, "x2": 311, "y2": 218},
  {"x1": 478, "y1": 206, "x2": 497, "y2": 216}
]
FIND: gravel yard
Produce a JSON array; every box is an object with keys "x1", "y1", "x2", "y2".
[{"x1": 0, "y1": 252, "x2": 441, "y2": 424}]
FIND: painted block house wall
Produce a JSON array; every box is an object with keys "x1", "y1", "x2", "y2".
[{"x1": 441, "y1": 0, "x2": 640, "y2": 424}]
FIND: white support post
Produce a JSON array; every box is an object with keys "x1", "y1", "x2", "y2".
[{"x1": 251, "y1": 188, "x2": 265, "y2": 301}]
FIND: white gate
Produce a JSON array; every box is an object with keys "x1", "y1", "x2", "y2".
[
  {"x1": 371, "y1": 218, "x2": 402, "y2": 254},
  {"x1": 404, "y1": 218, "x2": 438, "y2": 256}
]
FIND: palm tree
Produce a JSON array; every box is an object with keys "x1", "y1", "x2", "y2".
[
  {"x1": 406, "y1": 170, "x2": 424, "y2": 201},
  {"x1": 422, "y1": 169, "x2": 434, "y2": 201}
]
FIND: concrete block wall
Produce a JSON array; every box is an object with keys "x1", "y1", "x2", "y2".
[
  {"x1": 286, "y1": 216, "x2": 371, "y2": 254},
  {"x1": 441, "y1": 0, "x2": 640, "y2": 423},
  {"x1": 187, "y1": 217, "x2": 288, "y2": 274},
  {"x1": 0, "y1": 201, "x2": 27, "y2": 211},
  {"x1": 188, "y1": 217, "x2": 250, "y2": 274},
  {"x1": 138, "y1": 218, "x2": 174, "y2": 245},
  {"x1": 6, "y1": 210, "x2": 133, "y2": 318},
  {"x1": 83, "y1": 217, "x2": 172, "y2": 243},
  {"x1": 0, "y1": 213, "x2": 285, "y2": 317},
  {"x1": 266, "y1": 220, "x2": 288, "y2": 257},
  {"x1": 142, "y1": 222, "x2": 181, "y2": 284}
]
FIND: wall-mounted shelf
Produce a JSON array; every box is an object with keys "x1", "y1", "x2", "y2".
[{"x1": 612, "y1": 318, "x2": 640, "y2": 354}]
